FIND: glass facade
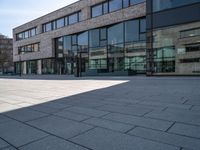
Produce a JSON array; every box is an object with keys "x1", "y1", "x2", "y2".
[
  {"x1": 53, "y1": 18, "x2": 146, "y2": 75},
  {"x1": 153, "y1": 0, "x2": 200, "y2": 12},
  {"x1": 152, "y1": 21, "x2": 200, "y2": 74}
]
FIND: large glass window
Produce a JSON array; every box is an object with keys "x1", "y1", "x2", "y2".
[
  {"x1": 125, "y1": 20, "x2": 139, "y2": 42},
  {"x1": 109, "y1": 0, "x2": 122, "y2": 12},
  {"x1": 78, "y1": 32, "x2": 88, "y2": 52},
  {"x1": 152, "y1": 21, "x2": 200, "y2": 74},
  {"x1": 108, "y1": 23, "x2": 124, "y2": 45},
  {"x1": 42, "y1": 59, "x2": 55, "y2": 74},
  {"x1": 153, "y1": 0, "x2": 200, "y2": 12},
  {"x1": 27, "y1": 60, "x2": 37, "y2": 74},
  {"x1": 89, "y1": 29, "x2": 100, "y2": 48}
]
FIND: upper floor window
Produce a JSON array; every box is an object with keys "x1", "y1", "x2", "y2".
[
  {"x1": 56, "y1": 18, "x2": 65, "y2": 29},
  {"x1": 69, "y1": 13, "x2": 78, "y2": 25},
  {"x1": 180, "y1": 28, "x2": 200, "y2": 38},
  {"x1": 153, "y1": 0, "x2": 200, "y2": 12},
  {"x1": 16, "y1": 27, "x2": 37, "y2": 41},
  {"x1": 109, "y1": 0, "x2": 122, "y2": 12},
  {"x1": 42, "y1": 11, "x2": 81, "y2": 33},
  {"x1": 91, "y1": 0, "x2": 145, "y2": 18},
  {"x1": 18, "y1": 43, "x2": 40, "y2": 54}
]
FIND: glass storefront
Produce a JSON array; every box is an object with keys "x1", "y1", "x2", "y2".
[
  {"x1": 152, "y1": 21, "x2": 200, "y2": 74},
  {"x1": 53, "y1": 17, "x2": 146, "y2": 75}
]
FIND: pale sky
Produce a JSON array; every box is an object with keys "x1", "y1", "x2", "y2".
[{"x1": 0, "y1": 0, "x2": 79, "y2": 38}]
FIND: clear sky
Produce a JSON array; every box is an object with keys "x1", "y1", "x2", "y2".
[{"x1": 0, "y1": 0, "x2": 78, "y2": 38}]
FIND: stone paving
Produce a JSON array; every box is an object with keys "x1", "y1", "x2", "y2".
[{"x1": 0, "y1": 75, "x2": 200, "y2": 150}]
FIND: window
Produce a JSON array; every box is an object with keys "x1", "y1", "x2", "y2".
[
  {"x1": 56, "y1": 18, "x2": 65, "y2": 29},
  {"x1": 45, "y1": 22, "x2": 52, "y2": 32},
  {"x1": 24, "y1": 31, "x2": 29, "y2": 39},
  {"x1": 92, "y1": 4, "x2": 103, "y2": 17},
  {"x1": 109, "y1": 0, "x2": 122, "y2": 12},
  {"x1": 18, "y1": 43, "x2": 40, "y2": 54},
  {"x1": 180, "y1": 28, "x2": 200, "y2": 38},
  {"x1": 108, "y1": 23, "x2": 124, "y2": 45},
  {"x1": 125, "y1": 20, "x2": 139, "y2": 42},
  {"x1": 153, "y1": 0, "x2": 200, "y2": 12},
  {"x1": 130, "y1": 0, "x2": 145, "y2": 5},
  {"x1": 65, "y1": 17, "x2": 68, "y2": 25},
  {"x1": 103, "y1": 3, "x2": 108, "y2": 14},
  {"x1": 78, "y1": 32, "x2": 88, "y2": 52},
  {"x1": 89, "y1": 29, "x2": 100, "y2": 47},
  {"x1": 16, "y1": 27, "x2": 37, "y2": 41},
  {"x1": 123, "y1": 0, "x2": 129, "y2": 8},
  {"x1": 69, "y1": 13, "x2": 78, "y2": 25},
  {"x1": 63, "y1": 36, "x2": 72, "y2": 52},
  {"x1": 30, "y1": 28, "x2": 36, "y2": 36}
]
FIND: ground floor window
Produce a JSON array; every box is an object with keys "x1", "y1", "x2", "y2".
[
  {"x1": 42, "y1": 59, "x2": 55, "y2": 74},
  {"x1": 27, "y1": 60, "x2": 37, "y2": 74}
]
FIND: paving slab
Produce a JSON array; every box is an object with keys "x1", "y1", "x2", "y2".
[
  {"x1": 83, "y1": 117, "x2": 133, "y2": 132},
  {"x1": 145, "y1": 109, "x2": 200, "y2": 126},
  {"x1": 27, "y1": 115, "x2": 93, "y2": 139},
  {"x1": 0, "y1": 138, "x2": 9, "y2": 149},
  {"x1": 71, "y1": 127, "x2": 179, "y2": 150},
  {"x1": 97, "y1": 104, "x2": 152, "y2": 116},
  {"x1": 128, "y1": 127, "x2": 200, "y2": 150},
  {"x1": 168, "y1": 123, "x2": 200, "y2": 139},
  {"x1": 19, "y1": 136, "x2": 88, "y2": 150},
  {"x1": 5, "y1": 108, "x2": 48, "y2": 122},
  {"x1": 0, "y1": 115, "x2": 13, "y2": 124},
  {"x1": 65, "y1": 106, "x2": 109, "y2": 117},
  {"x1": 0, "y1": 120, "x2": 48, "y2": 147},
  {"x1": 54, "y1": 110, "x2": 91, "y2": 121},
  {"x1": 103, "y1": 113, "x2": 173, "y2": 131},
  {"x1": 1, "y1": 146, "x2": 17, "y2": 150}
]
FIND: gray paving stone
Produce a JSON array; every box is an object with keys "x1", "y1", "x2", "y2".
[
  {"x1": 40, "y1": 102, "x2": 71, "y2": 109},
  {"x1": 27, "y1": 116, "x2": 93, "y2": 139},
  {"x1": 97, "y1": 104, "x2": 152, "y2": 116},
  {"x1": 0, "y1": 138, "x2": 9, "y2": 149},
  {"x1": 5, "y1": 108, "x2": 48, "y2": 122},
  {"x1": 65, "y1": 106, "x2": 109, "y2": 117},
  {"x1": 1, "y1": 146, "x2": 17, "y2": 150},
  {"x1": 83, "y1": 118, "x2": 133, "y2": 132},
  {"x1": 139, "y1": 101, "x2": 192, "y2": 109},
  {"x1": 0, "y1": 120, "x2": 48, "y2": 147},
  {"x1": 54, "y1": 110, "x2": 91, "y2": 121},
  {"x1": 145, "y1": 110, "x2": 200, "y2": 126},
  {"x1": 103, "y1": 113, "x2": 173, "y2": 131},
  {"x1": 191, "y1": 106, "x2": 200, "y2": 112},
  {"x1": 30, "y1": 105, "x2": 61, "y2": 114},
  {"x1": 19, "y1": 136, "x2": 88, "y2": 150},
  {"x1": 71, "y1": 127, "x2": 179, "y2": 150},
  {"x1": 128, "y1": 127, "x2": 200, "y2": 150},
  {"x1": 168, "y1": 123, "x2": 200, "y2": 139},
  {"x1": 0, "y1": 115, "x2": 13, "y2": 124}
]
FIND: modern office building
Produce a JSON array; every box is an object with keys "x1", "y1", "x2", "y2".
[
  {"x1": 13, "y1": 0, "x2": 200, "y2": 76},
  {"x1": 0, "y1": 34, "x2": 13, "y2": 74}
]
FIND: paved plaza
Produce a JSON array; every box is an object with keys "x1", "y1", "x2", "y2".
[{"x1": 0, "y1": 75, "x2": 200, "y2": 150}]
